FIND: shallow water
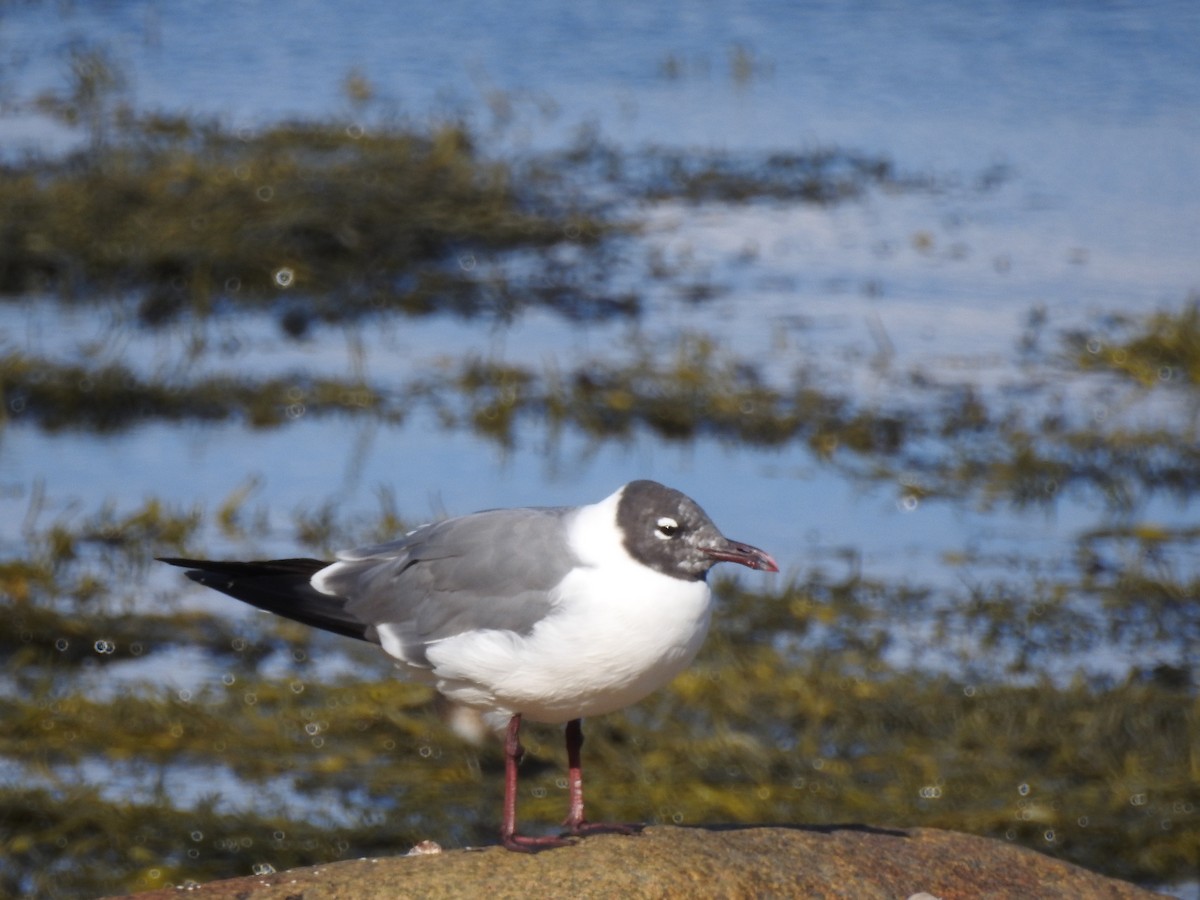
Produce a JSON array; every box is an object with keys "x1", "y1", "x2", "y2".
[
  {"x1": 0, "y1": 6, "x2": 1198, "y2": 892},
  {"x1": 2, "y1": 0, "x2": 1198, "y2": 642}
]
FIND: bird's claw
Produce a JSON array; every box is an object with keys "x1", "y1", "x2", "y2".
[
  {"x1": 561, "y1": 820, "x2": 646, "y2": 838},
  {"x1": 501, "y1": 832, "x2": 578, "y2": 853}
]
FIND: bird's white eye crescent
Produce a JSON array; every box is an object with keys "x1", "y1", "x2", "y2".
[{"x1": 655, "y1": 516, "x2": 679, "y2": 539}]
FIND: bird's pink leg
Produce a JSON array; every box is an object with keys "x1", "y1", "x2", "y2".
[
  {"x1": 500, "y1": 714, "x2": 573, "y2": 852},
  {"x1": 560, "y1": 718, "x2": 644, "y2": 838}
]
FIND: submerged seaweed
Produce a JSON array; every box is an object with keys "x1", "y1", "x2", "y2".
[
  {"x1": 0, "y1": 501, "x2": 1195, "y2": 896},
  {"x1": 0, "y1": 47, "x2": 1196, "y2": 900}
]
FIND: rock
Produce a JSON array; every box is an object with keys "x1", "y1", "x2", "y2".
[{"x1": 105, "y1": 825, "x2": 1164, "y2": 899}]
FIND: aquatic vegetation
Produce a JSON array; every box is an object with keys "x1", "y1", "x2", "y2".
[
  {"x1": 638, "y1": 148, "x2": 904, "y2": 204},
  {"x1": 0, "y1": 503, "x2": 1195, "y2": 895},
  {"x1": 0, "y1": 45, "x2": 1197, "y2": 900},
  {"x1": 0, "y1": 78, "x2": 915, "y2": 339},
  {"x1": 5, "y1": 316, "x2": 1199, "y2": 511},
  {"x1": 0, "y1": 352, "x2": 391, "y2": 431},
  {"x1": 658, "y1": 42, "x2": 776, "y2": 86},
  {"x1": 0, "y1": 108, "x2": 617, "y2": 329},
  {"x1": 1069, "y1": 299, "x2": 1200, "y2": 388}
]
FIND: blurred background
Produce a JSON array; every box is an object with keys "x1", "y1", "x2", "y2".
[{"x1": 0, "y1": 1, "x2": 1197, "y2": 896}]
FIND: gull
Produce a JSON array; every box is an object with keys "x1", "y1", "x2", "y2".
[{"x1": 160, "y1": 479, "x2": 778, "y2": 851}]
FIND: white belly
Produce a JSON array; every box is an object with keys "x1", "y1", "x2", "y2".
[{"x1": 421, "y1": 561, "x2": 714, "y2": 724}]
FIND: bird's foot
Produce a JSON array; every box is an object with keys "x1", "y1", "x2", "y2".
[
  {"x1": 501, "y1": 831, "x2": 578, "y2": 853},
  {"x1": 561, "y1": 820, "x2": 645, "y2": 838}
]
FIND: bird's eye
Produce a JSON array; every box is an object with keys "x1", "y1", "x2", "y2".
[{"x1": 655, "y1": 516, "x2": 679, "y2": 539}]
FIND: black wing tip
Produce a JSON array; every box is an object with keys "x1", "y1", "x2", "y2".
[
  {"x1": 156, "y1": 557, "x2": 331, "y2": 574},
  {"x1": 156, "y1": 558, "x2": 231, "y2": 586},
  {"x1": 157, "y1": 557, "x2": 221, "y2": 583},
  {"x1": 157, "y1": 555, "x2": 368, "y2": 642}
]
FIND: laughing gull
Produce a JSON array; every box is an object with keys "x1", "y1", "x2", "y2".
[{"x1": 160, "y1": 480, "x2": 778, "y2": 851}]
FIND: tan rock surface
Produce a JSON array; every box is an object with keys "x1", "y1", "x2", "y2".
[{"x1": 107, "y1": 824, "x2": 1164, "y2": 899}]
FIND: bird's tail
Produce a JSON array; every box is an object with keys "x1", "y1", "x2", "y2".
[{"x1": 158, "y1": 557, "x2": 371, "y2": 641}]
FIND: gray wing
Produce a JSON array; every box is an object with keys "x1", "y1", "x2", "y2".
[{"x1": 316, "y1": 506, "x2": 578, "y2": 666}]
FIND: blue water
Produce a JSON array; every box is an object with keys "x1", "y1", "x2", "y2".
[
  {"x1": 0, "y1": 0, "x2": 1198, "y2": 670},
  {"x1": 2, "y1": 9, "x2": 1198, "y2": 896}
]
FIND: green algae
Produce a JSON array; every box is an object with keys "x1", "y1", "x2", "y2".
[
  {"x1": 1, "y1": 106, "x2": 616, "y2": 328},
  {"x1": 0, "y1": 50, "x2": 1196, "y2": 900},
  {"x1": 0, "y1": 72, "x2": 912, "y2": 338},
  {"x1": 0, "y1": 352, "x2": 390, "y2": 431},
  {"x1": 0, "y1": 502, "x2": 1195, "y2": 896},
  {"x1": 4, "y1": 316, "x2": 1198, "y2": 511},
  {"x1": 638, "y1": 147, "x2": 905, "y2": 204},
  {"x1": 1070, "y1": 298, "x2": 1200, "y2": 388}
]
